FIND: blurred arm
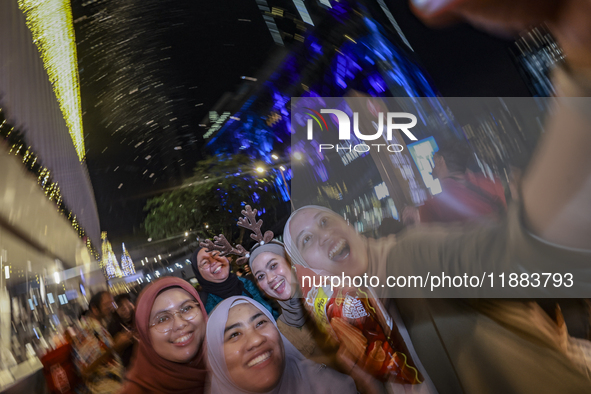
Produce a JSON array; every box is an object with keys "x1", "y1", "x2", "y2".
[
  {"x1": 519, "y1": 2, "x2": 591, "y2": 250},
  {"x1": 521, "y1": 77, "x2": 591, "y2": 249},
  {"x1": 410, "y1": 0, "x2": 591, "y2": 250}
]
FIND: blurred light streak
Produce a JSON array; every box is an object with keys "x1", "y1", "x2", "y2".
[
  {"x1": 257, "y1": 0, "x2": 283, "y2": 45},
  {"x1": 375, "y1": 0, "x2": 413, "y2": 51},
  {"x1": 18, "y1": 0, "x2": 86, "y2": 161},
  {"x1": 293, "y1": 0, "x2": 314, "y2": 26}
]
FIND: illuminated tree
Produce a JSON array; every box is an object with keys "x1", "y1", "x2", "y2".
[
  {"x1": 120, "y1": 243, "x2": 136, "y2": 276},
  {"x1": 101, "y1": 232, "x2": 123, "y2": 279},
  {"x1": 143, "y1": 154, "x2": 287, "y2": 245}
]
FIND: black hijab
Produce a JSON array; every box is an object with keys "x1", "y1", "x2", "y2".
[{"x1": 190, "y1": 247, "x2": 252, "y2": 299}]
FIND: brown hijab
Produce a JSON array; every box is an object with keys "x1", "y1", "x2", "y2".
[{"x1": 120, "y1": 277, "x2": 208, "y2": 394}]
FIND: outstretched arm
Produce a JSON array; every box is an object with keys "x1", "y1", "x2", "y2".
[{"x1": 411, "y1": 0, "x2": 591, "y2": 249}]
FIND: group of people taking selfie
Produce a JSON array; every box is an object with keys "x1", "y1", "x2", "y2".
[{"x1": 76, "y1": 0, "x2": 591, "y2": 393}]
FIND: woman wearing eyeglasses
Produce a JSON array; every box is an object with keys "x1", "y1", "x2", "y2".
[{"x1": 119, "y1": 277, "x2": 209, "y2": 394}]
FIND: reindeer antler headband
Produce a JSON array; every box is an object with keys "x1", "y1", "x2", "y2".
[{"x1": 200, "y1": 205, "x2": 279, "y2": 265}]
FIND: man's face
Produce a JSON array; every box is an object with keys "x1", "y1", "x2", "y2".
[
  {"x1": 116, "y1": 298, "x2": 134, "y2": 322},
  {"x1": 98, "y1": 293, "x2": 116, "y2": 319}
]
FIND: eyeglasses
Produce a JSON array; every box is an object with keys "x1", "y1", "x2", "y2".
[
  {"x1": 199, "y1": 252, "x2": 224, "y2": 268},
  {"x1": 149, "y1": 301, "x2": 201, "y2": 333}
]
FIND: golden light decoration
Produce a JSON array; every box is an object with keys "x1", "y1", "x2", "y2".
[
  {"x1": 18, "y1": 0, "x2": 85, "y2": 161},
  {"x1": 1, "y1": 108, "x2": 100, "y2": 259},
  {"x1": 101, "y1": 232, "x2": 123, "y2": 279}
]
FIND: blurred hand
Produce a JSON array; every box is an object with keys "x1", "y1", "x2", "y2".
[
  {"x1": 336, "y1": 345, "x2": 386, "y2": 394},
  {"x1": 409, "y1": 0, "x2": 591, "y2": 68},
  {"x1": 113, "y1": 330, "x2": 134, "y2": 350}
]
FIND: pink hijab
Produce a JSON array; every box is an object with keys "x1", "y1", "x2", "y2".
[{"x1": 120, "y1": 277, "x2": 208, "y2": 394}]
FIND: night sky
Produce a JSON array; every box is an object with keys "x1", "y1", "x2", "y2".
[
  {"x1": 72, "y1": 0, "x2": 276, "y2": 254},
  {"x1": 71, "y1": 0, "x2": 530, "y2": 257}
]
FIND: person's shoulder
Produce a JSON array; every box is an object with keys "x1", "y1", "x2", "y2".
[
  {"x1": 107, "y1": 319, "x2": 120, "y2": 337},
  {"x1": 205, "y1": 292, "x2": 223, "y2": 314},
  {"x1": 238, "y1": 275, "x2": 251, "y2": 283},
  {"x1": 116, "y1": 379, "x2": 144, "y2": 394},
  {"x1": 368, "y1": 233, "x2": 397, "y2": 248},
  {"x1": 197, "y1": 290, "x2": 208, "y2": 306},
  {"x1": 238, "y1": 275, "x2": 248, "y2": 283},
  {"x1": 241, "y1": 276, "x2": 265, "y2": 297},
  {"x1": 109, "y1": 314, "x2": 125, "y2": 331},
  {"x1": 83, "y1": 316, "x2": 101, "y2": 331},
  {"x1": 239, "y1": 275, "x2": 257, "y2": 289}
]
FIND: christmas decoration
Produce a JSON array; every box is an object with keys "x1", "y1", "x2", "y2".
[
  {"x1": 120, "y1": 243, "x2": 136, "y2": 276},
  {"x1": 200, "y1": 205, "x2": 275, "y2": 266},
  {"x1": 0, "y1": 108, "x2": 99, "y2": 259},
  {"x1": 18, "y1": 0, "x2": 85, "y2": 161},
  {"x1": 101, "y1": 232, "x2": 122, "y2": 279}
]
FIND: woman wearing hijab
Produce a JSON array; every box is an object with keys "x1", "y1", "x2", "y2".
[
  {"x1": 119, "y1": 277, "x2": 208, "y2": 394},
  {"x1": 206, "y1": 295, "x2": 357, "y2": 394},
  {"x1": 283, "y1": 204, "x2": 591, "y2": 393},
  {"x1": 249, "y1": 241, "x2": 337, "y2": 360},
  {"x1": 190, "y1": 246, "x2": 279, "y2": 318}
]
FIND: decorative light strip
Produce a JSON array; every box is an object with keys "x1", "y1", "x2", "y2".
[
  {"x1": 0, "y1": 109, "x2": 99, "y2": 260},
  {"x1": 18, "y1": 0, "x2": 85, "y2": 161}
]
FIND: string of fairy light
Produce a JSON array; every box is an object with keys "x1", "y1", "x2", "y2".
[
  {"x1": 17, "y1": 0, "x2": 85, "y2": 161},
  {"x1": 0, "y1": 108, "x2": 99, "y2": 260}
]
